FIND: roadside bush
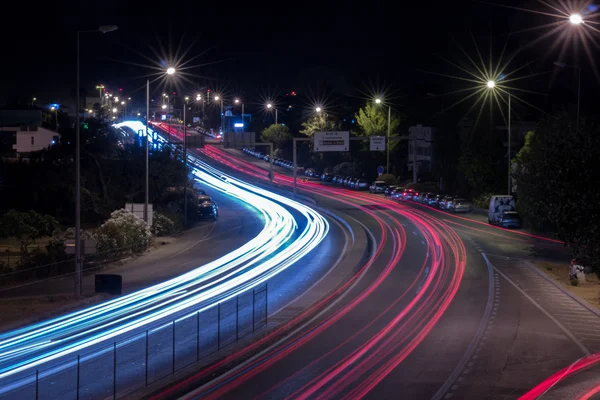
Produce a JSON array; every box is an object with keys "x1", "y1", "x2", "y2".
[
  {"x1": 151, "y1": 213, "x2": 176, "y2": 236},
  {"x1": 95, "y1": 209, "x2": 151, "y2": 256},
  {"x1": 473, "y1": 193, "x2": 493, "y2": 209},
  {"x1": 378, "y1": 174, "x2": 396, "y2": 185}
]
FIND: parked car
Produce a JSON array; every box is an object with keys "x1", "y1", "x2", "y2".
[
  {"x1": 342, "y1": 177, "x2": 351, "y2": 186},
  {"x1": 426, "y1": 193, "x2": 440, "y2": 206},
  {"x1": 390, "y1": 188, "x2": 404, "y2": 200},
  {"x1": 439, "y1": 195, "x2": 454, "y2": 210},
  {"x1": 333, "y1": 175, "x2": 343, "y2": 184},
  {"x1": 321, "y1": 173, "x2": 334, "y2": 182},
  {"x1": 355, "y1": 179, "x2": 369, "y2": 190},
  {"x1": 305, "y1": 168, "x2": 316, "y2": 177},
  {"x1": 447, "y1": 198, "x2": 472, "y2": 213},
  {"x1": 498, "y1": 211, "x2": 521, "y2": 228},
  {"x1": 369, "y1": 181, "x2": 388, "y2": 194},
  {"x1": 488, "y1": 195, "x2": 516, "y2": 225},
  {"x1": 198, "y1": 200, "x2": 219, "y2": 220},
  {"x1": 385, "y1": 185, "x2": 402, "y2": 196}
]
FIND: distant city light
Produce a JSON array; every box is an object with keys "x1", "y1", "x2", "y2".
[
  {"x1": 166, "y1": 67, "x2": 176, "y2": 75},
  {"x1": 570, "y1": 13, "x2": 583, "y2": 25}
]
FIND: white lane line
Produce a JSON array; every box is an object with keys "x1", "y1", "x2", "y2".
[{"x1": 482, "y1": 253, "x2": 590, "y2": 356}]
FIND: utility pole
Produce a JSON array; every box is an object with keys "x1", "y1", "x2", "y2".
[
  {"x1": 507, "y1": 94, "x2": 511, "y2": 195},
  {"x1": 183, "y1": 99, "x2": 188, "y2": 227},
  {"x1": 386, "y1": 105, "x2": 391, "y2": 174},
  {"x1": 144, "y1": 79, "x2": 149, "y2": 223}
]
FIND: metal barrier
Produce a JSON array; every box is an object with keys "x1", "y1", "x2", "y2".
[{"x1": 0, "y1": 284, "x2": 268, "y2": 400}]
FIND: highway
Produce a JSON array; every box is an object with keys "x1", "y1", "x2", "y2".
[
  {"x1": 0, "y1": 122, "x2": 331, "y2": 400},
  {"x1": 149, "y1": 144, "x2": 597, "y2": 400}
]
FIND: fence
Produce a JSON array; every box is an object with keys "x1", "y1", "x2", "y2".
[{"x1": 0, "y1": 284, "x2": 268, "y2": 400}]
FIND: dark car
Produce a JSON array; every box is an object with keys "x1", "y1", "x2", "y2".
[
  {"x1": 343, "y1": 177, "x2": 352, "y2": 186},
  {"x1": 385, "y1": 185, "x2": 402, "y2": 196},
  {"x1": 498, "y1": 211, "x2": 521, "y2": 228},
  {"x1": 321, "y1": 173, "x2": 334, "y2": 182},
  {"x1": 355, "y1": 179, "x2": 369, "y2": 190},
  {"x1": 369, "y1": 181, "x2": 388, "y2": 194},
  {"x1": 198, "y1": 200, "x2": 219, "y2": 220}
]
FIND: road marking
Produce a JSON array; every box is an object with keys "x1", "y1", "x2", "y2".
[
  {"x1": 432, "y1": 252, "x2": 495, "y2": 400},
  {"x1": 482, "y1": 253, "x2": 590, "y2": 356}
]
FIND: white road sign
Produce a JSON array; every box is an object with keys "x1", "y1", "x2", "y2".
[
  {"x1": 370, "y1": 136, "x2": 385, "y2": 151},
  {"x1": 314, "y1": 131, "x2": 349, "y2": 152}
]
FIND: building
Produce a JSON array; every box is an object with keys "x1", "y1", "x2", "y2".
[
  {"x1": 0, "y1": 107, "x2": 59, "y2": 156},
  {"x1": 407, "y1": 124, "x2": 435, "y2": 174}
]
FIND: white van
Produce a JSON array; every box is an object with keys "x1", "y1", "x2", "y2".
[{"x1": 488, "y1": 195, "x2": 516, "y2": 224}]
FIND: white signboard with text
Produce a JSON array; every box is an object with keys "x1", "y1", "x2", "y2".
[
  {"x1": 370, "y1": 136, "x2": 385, "y2": 151},
  {"x1": 314, "y1": 131, "x2": 349, "y2": 152}
]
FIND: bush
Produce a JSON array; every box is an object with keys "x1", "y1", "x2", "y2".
[
  {"x1": 378, "y1": 174, "x2": 396, "y2": 185},
  {"x1": 473, "y1": 193, "x2": 493, "y2": 209},
  {"x1": 151, "y1": 213, "x2": 176, "y2": 236},
  {"x1": 95, "y1": 209, "x2": 151, "y2": 256}
]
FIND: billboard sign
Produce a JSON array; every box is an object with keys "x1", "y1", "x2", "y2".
[
  {"x1": 314, "y1": 131, "x2": 349, "y2": 152},
  {"x1": 370, "y1": 136, "x2": 385, "y2": 151}
]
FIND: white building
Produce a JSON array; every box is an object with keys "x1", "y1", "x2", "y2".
[
  {"x1": 0, "y1": 108, "x2": 59, "y2": 155},
  {"x1": 408, "y1": 124, "x2": 434, "y2": 173},
  {"x1": 2, "y1": 126, "x2": 59, "y2": 153}
]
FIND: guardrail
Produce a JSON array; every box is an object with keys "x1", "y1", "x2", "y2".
[{"x1": 0, "y1": 284, "x2": 268, "y2": 400}]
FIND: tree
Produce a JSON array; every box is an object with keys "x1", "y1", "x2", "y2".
[
  {"x1": 261, "y1": 124, "x2": 292, "y2": 149},
  {"x1": 300, "y1": 114, "x2": 339, "y2": 137},
  {"x1": 354, "y1": 104, "x2": 401, "y2": 151},
  {"x1": 0, "y1": 210, "x2": 58, "y2": 255},
  {"x1": 514, "y1": 113, "x2": 600, "y2": 275}
]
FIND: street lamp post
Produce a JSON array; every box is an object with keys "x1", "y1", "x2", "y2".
[
  {"x1": 267, "y1": 103, "x2": 277, "y2": 124},
  {"x1": 50, "y1": 106, "x2": 58, "y2": 130},
  {"x1": 75, "y1": 25, "x2": 118, "y2": 297},
  {"x1": 375, "y1": 98, "x2": 392, "y2": 174},
  {"x1": 145, "y1": 80, "x2": 149, "y2": 224},
  {"x1": 486, "y1": 80, "x2": 511, "y2": 195}
]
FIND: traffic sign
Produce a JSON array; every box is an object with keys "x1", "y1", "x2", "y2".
[
  {"x1": 377, "y1": 166, "x2": 385, "y2": 175},
  {"x1": 370, "y1": 136, "x2": 385, "y2": 151},
  {"x1": 314, "y1": 131, "x2": 349, "y2": 152}
]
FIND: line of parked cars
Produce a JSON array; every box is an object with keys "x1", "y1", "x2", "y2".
[
  {"x1": 241, "y1": 148, "x2": 304, "y2": 174},
  {"x1": 321, "y1": 173, "x2": 370, "y2": 189},
  {"x1": 372, "y1": 183, "x2": 476, "y2": 213}
]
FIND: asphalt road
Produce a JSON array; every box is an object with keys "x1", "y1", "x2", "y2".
[{"x1": 160, "y1": 147, "x2": 598, "y2": 400}]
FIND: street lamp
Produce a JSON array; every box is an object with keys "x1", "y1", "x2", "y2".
[
  {"x1": 485, "y1": 80, "x2": 511, "y2": 194},
  {"x1": 50, "y1": 106, "x2": 58, "y2": 130},
  {"x1": 315, "y1": 107, "x2": 322, "y2": 112},
  {"x1": 235, "y1": 98, "x2": 244, "y2": 129},
  {"x1": 554, "y1": 61, "x2": 581, "y2": 131},
  {"x1": 570, "y1": 13, "x2": 583, "y2": 25},
  {"x1": 75, "y1": 25, "x2": 118, "y2": 297},
  {"x1": 162, "y1": 104, "x2": 167, "y2": 109},
  {"x1": 112, "y1": 107, "x2": 117, "y2": 113},
  {"x1": 214, "y1": 95, "x2": 223, "y2": 131},
  {"x1": 374, "y1": 98, "x2": 392, "y2": 175},
  {"x1": 266, "y1": 102, "x2": 278, "y2": 124},
  {"x1": 166, "y1": 67, "x2": 176, "y2": 75}
]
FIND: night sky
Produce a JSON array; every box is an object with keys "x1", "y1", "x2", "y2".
[{"x1": 3, "y1": 1, "x2": 591, "y2": 115}]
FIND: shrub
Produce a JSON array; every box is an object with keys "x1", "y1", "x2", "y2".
[
  {"x1": 95, "y1": 209, "x2": 151, "y2": 256},
  {"x1": 473, "y1": 193, "x2": 493, "y2": 209},
  {"x1": 570, "y1": 279, "x2": 579, "y2": 287},
  {"x1": 151, "y1": 213, "x2": 176, "y2": 236},
  {"x1": 378, "y1": 174, "x2": 396, "y2": 185}
]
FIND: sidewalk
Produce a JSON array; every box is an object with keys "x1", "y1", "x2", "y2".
[{"x1": 0, "y1": 191, "x2": 263, "y2": 332}]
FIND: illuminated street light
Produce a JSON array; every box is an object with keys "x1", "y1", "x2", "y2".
[
  {"x1": 137, "y1": 112, "x2": 141, "y2": 116},
  {"x1": 50, "y1": 106, "x2": 55, "y2": 110},
  {"x1": 121, "y1": 101, "x2": 125, "y2": 105},
  {"x1": 235, "y1": 98, "x2": 240, "y2": 104},
  {"x1": 162, "y1": 104, "x2": 167, "y2": 109},
  {"x1": 487, "y1": 80, "x2": 496, "y2": 88},
  {"x1": 114, "y1": 97, "x2": 119, "y2": 102},
  {"x1": 315, "y1": 107, "x2": 322, "y2": 112},
  {"x1": 127, "y1": 97, "x2": 131, "y2": 100},
  {"x1": 196, "y1": 94, "x2": 202, "y2": 101},
  {"x1": 112, "y1": 108, "x2": 117, "y2": 113},
  {"x1": 215, "y1": 95, "x2": 220, "y2": 101},
  {"x1": 570, "y1": 13, "x2": 583, "y2": 25},
  {"x1": 266, "y1": 103, "x2": 272, "y2": 109},
  {"x1": 375, "y1": 98, "x2": 382, "y2": 104},
  {"x1": 185, "y1": 96, "x2": 189, "y2": 101},
  {"x1": 166, "y1": 67, "x2": 176, "y2": 75}
]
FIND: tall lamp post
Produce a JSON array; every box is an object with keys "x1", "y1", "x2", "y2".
[
  {"x1": 214, "y1": 95, "x2": 223, "y2": 132},
  {"x1": 235, "y1": 98, "x2": 244, "y2": 128},
  {"x1": 266, "y1": 102, "x2": 277, "y2": 124},
  {"x1": 554, "y1": 61, "x2": 581, "y2": 131},
  {"x1": 75, "y1": 25, "x2": 118, "y2": 297},
  {"x1": 50, "y1": 106, "x2": 59, "y2": 130},
  {"x1": 375, "y1": 98, "x2": 391, "y2": 174},
  {"x1": 486, "y1": 80, "x2": 512, "y2": 195}
]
